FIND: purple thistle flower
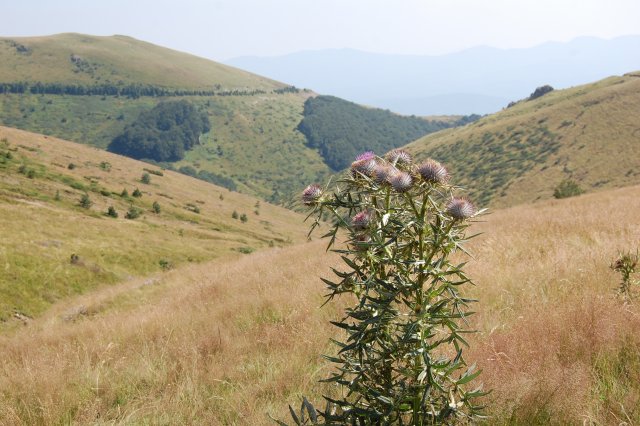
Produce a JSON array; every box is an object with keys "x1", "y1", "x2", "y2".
[
  {"x1": 389, "y1": 171, "x2": 413, "y2": 192},
  {"x1": 351, "y1": 157, "x2": 377, "y2": 177},
  {"x1": 385, "y1": 149, "x2": 412, "y2": 166},
  {"x1": 446, "y1": 197, "x2": 476, "y2": 220},
  {"x1": 418, "y1": 159, "x2": 450, "y2": 185},
  {"x1": 352, "y1": 210, "x2": 372, "y2": 230},
  {"x1": 301, "y1": 184, "x2": 323, "y2": 205},
  {"x1": 355, "y1": 151, "x2": 375, "y2": 162}
]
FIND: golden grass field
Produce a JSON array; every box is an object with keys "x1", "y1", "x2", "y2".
[{"x1": 0, "y1": 179, "x2": 639, "y2": 424}]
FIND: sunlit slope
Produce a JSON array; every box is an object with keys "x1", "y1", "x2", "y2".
[
  {"x1": 0, "y1": 33, "x2": 282, "y2": 90},
  {"x1": 0, "y1": 182, "x2": 639, "y2": 424},
  {"x1": 405, "y1": 73, "x2": 640, "y2": 207},
  {"x1": 0, "y1": 125, "x2": 310, "y2": 321}
]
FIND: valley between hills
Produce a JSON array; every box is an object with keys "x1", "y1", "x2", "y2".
[{"x1": 0, "y1": 32, "x2": 639, "y2": 425}]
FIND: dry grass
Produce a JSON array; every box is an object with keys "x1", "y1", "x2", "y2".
[{"x1": 1, "y1": 184, "x2": 639, "y2": 424}]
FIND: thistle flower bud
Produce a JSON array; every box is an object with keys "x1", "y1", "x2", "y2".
[
  {"x1": 352, "y1": 234, "x2": 371, "y2": 252},
  {"x1": 373, "y1": 164, "x2": 397, "y2": 185},
  {"x1": 418, "y1": 159, "x2": 449, "y2": 185},
  {"x1": 352, "y1": 210, "x2": 372, "y2": 230},
  {"x1": 385, "y1": 149, "x2": 412, "y2": 166},
  {"x1": 389, "y1": 171, "x2": 413, "y2": 192},
  {"x1": 302, "y1": 184, "x2": 323, "y2": 206},
  {"x1": 351, "y1": 151, "x2": 377, "y2": 177},
  {"x1": 446, "y1": 197, "x2": 476, "y2": 221}
]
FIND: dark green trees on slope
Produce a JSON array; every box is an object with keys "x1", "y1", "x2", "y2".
[
  {"x1": 108, "y1": 100, "x2": 210, "y2": 162},
  {"x1": 297, "y1": 96, "x2": 476, "y2": 171}
]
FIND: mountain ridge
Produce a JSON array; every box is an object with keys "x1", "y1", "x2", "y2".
[{"x1": 226, "y1": 35, "x2": 640, "y2": 115}]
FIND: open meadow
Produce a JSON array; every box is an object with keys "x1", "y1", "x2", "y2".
[{"x1": 1, "y1": 182, "x2": 638, "y2": 424}]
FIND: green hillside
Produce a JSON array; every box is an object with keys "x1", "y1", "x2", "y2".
[
  {"x1": 0, "y1": 33, "x2": 281, "y2": 90},
  {"x1": 0, "y1": 34, "x2": 462, "y2": 203},
  {"x1": 0, "y1": 125, "x2": 311, "y2": 324},
  {"x1": 404, "y1": 73, "x2": 640, "y2": 207},
  {"x1": 0, "y1": 33, "x2": 332, "y2": 202}
]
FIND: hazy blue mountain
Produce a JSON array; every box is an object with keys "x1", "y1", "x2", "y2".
[{"x1": 226, "y1": 35, "x2": 640, "y2": 115}]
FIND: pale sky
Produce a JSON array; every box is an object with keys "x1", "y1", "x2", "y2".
[{"x1": 4, "y1": 0, "x2": 640, "y2": 60}]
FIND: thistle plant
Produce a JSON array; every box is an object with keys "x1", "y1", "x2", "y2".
[
  {"x1": 289, "y1": 150, "x2": 487, "y2": 425},
  {"x1": 611, "y1": 250, "x2": 639, "y2": 301}
]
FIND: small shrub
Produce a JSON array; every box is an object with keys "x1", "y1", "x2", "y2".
[
  {"x1": 125, "y1": 205, "x2": 142, "y2": 219},
  {"x1": 78, "y1": 193, "x2": 92, "y2": 209},
  {"x1": 143, "y1": 168, "x2": 163, "y2": 176},
  {"x1": 141, "y1": 172, "x2": 151, "y2": 184},
  {"x1": 67, "y1": 163, "x2": 76, "y2": 170},
  {"x1": 120, "y1": 188, "x2": 129, "y2": 198},
  {"x1": 69, "y1": 181, "x2": 86, "y2": 191},
  {"x1": 611, "y1": 250, "x2": 639, "y2": 301},
  {"x1": 529, "y1": 84, "x2": 554, "y2": 100},
  {"x1": 240, "y1": 213, "x2": 248, "y2": 223},
  {"x1": 152, "y1": 201, "x2": 161, "y2": 214},
  {"x1": 100, "y1": 189, "x2": 111, "y2": 197},
  {"x1": 106, "y1": 206, "x2": 118, "y2": 218},
  {"x1": 231, "y1": 210, "x2": 238, "y2": 219},
  {"x1": 236, "y1": 246, "x2": 254, "y2": 254},
  {"x1": 185, "y1": 203, "x2": 200, "y2": 214},
  {"x1": 132, "y1": 188, "x2": 142, "y2": 198},
  {"x1": 159, "y1": 259, "x2": 173, "y2": 271},
  {"x1": 553, "y1": 179, "x2": 584, "y2": 199},
  {"x1": 99, "y1": 161, "x2": 111, "y2": 171},
  {"x1": 54, "y1": 190, "x2": 61, "y2": 201},
  {"x1": 26, "y1": 169, "x2": 36, "y2": 179}
]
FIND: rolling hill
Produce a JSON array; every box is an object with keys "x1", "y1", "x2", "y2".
[
  {"x1": 403, "y1": 72, "x2": 640, "y2": 208},
  {"x1": 0, "y1": 33, "x2": 462, "y2": 204},
  {"x1": 0, "y1": 33, "x2": 282, "y2": 90},
  {"x1": 0, "y1": 124, "x2": 312, "y2": 323}
]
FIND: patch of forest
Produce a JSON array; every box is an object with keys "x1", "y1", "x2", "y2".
[
  {"x1": 297, "y1": 95, "x2": 479, "y2": 170},
  {"x1": 108, "y1": 100, "x2": 210, "y2": 162}
]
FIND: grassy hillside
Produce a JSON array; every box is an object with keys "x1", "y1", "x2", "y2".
[
  {"x1": 404, "y1": 73, "x2": 640, "y2": 207},
  {"x1": 0, "y1": 33, "x2": 333, "y2": 202},
  {"x1": 0, "y1": 34, "x2": 469, "y2": 203},
  {"x1": 0, "y1": 33, "x2": 282, "y2": 90},
  {"x1": 0, "y1": 180, "x2": 638, "y2": 423},
  {"x1": 0, "y1": 125, "x2": 312, "y2": 323}
]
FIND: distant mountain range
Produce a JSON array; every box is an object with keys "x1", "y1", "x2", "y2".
[{"x1": 226, "y1": 35, "x2": 640, "y2": 115}]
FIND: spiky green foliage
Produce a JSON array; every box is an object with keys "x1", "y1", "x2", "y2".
[{"x1": 293, "y1": 152, "x2": 487, "y2": 424}]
